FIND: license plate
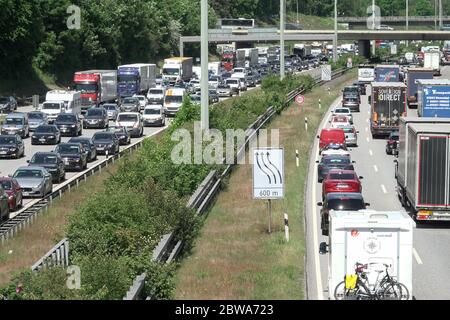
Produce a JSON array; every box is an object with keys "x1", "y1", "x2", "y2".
[
  {"x1": 39, "y1": 138, "x2": 46, "y2": 142},
  {"x1": 7, "y1": 131, "x2": 15, "y2": 135},
  {"x1": 337, "y1": 184, "x2": 349, "y2": 189},
  {"x1": 64, "y1": 160, "x2": 69, "y2": 165},
  {"x1": 97, "y1": 147, "x2": 104, "y2": 151},
  {"x1": 0, "y1": 151, "x2": 7, "y2": 155}
]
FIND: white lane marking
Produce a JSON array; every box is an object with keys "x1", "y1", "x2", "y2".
[
  {"x1": 369, "y1": 149, "x2": 373, "y2": 156},
  {"x1": 365, "y1": 127, "x2": 368, "y2": 132},
  {"x1": 366, "y1": 137, "x2": 370, "y2": 142},
  {"x1": 373, "y1": 165, "x2": 378, "y2": 172},
  {"x1": 381, "y1": 184, "x2": 387, "y2": 194},
  {"x1": 413, "y1": 248, "x2": 423, "y2": 265}
]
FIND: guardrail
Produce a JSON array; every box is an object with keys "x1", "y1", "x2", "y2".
[
  {"x1": 123, "y1": 67, "x2": 348, "y2": 300},
  {"x1": 0, "y1": 127, "x2": 166, "y2": 245},
  {"x1": 31, "y1": 238, "x2": 69, "y2": 271}
]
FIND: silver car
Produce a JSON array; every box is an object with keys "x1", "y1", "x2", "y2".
[
  {"x1": 103, "y1": 103, "x2": 119, "y2": 121},
  {"x1": 217, "y1": 84, "x2": 232, "y2": 97},
  {"x1": 115, "y1": 112, "x2": 144, "y2": 138},
  {"x1": 12, "y1": 166, "x2": 53, "y2": 198},
  {"x1": 342, "y1": 126, "x2": 358, "y2": 147},
  {"x1": 28, "y1": 111, "x2": 48, "y2": 131}
]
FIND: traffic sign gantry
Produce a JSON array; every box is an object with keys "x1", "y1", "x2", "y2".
[
  {"x1": 253, "y1": 148, "x2": 284, "y2": 199},
  {"x1": 295, "y1": 95, "x2": 305, "y2": 105}
]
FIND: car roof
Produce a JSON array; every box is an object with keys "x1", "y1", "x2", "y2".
[
  {"x1": 327, "y1": 169, "x2": 356, "y2": 175},
  {"x1": 118, "y1": 112, "x2": 139, "y2": 115},
  {"x1": 17, "y1": 166, "x2": 45, "y2": 171},
  {"x1": 326, "y1": 192, "x2": 364, "y2": 200},
  {"x1": 321, "y1": 154, "x2": 350, "y2": 160}
]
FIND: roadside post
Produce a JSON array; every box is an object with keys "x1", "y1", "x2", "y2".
[
  {"x1": 32, "y1": 95, "x2": 39, "y2": 110},
  {"x1": 253, "y1": 148, "x2": 284, "y2": 234},
  {"x1": 304, "y1": 117, "x2": 308, "y2": 131},
  {"x1": 295, "y1": 149, "x2": 299, "y2": 167},
  {"x1": 284, "y1": 213, "x2": 289, "y2": 242},
  {"x1": 319, "y1": 98, "x2": 322, "y2": 109}
]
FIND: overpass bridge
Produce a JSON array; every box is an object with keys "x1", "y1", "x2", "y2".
[{"x1": 338, "y1": 16, "x2": 450, "y2": 29}]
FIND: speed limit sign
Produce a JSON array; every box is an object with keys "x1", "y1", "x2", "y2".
[{"x1": 295, "y1": 95, "x2": 305, "y2": 105}]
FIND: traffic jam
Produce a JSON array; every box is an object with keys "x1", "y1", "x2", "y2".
[{"x1": 313, "y1": 44, "x2": 450, "y2": 300}]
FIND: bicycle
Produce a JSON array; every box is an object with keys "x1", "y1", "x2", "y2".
[{"x1": 334, "y1": 262, "x2": 409, "y2": 300}]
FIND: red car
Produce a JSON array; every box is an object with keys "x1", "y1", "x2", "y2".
[
  {"x1": 322, "y1": 169, "x2": 363, "y2": 200},
  {"x1": 0, "y1": 177, "x2": 23, "y2": 212},
  {"x1": 318, "y1": 128, "x2": 346, "y2": 152}
]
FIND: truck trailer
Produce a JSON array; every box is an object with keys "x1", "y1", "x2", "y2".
[
  {"x1": 73, "y1": 70, "x2": 117, "y2": 112},
  {"x1": 117, "y1": 63, "x2": 156, "y2": 97},
  {"x1": 375, "y1": 65, "x2": 400, "y2": 82},
  {"x1": 358, "y1": 64, "x2": 375, "y2": 84},
  {"x1": 162, "y1": 57, "x2": 193, "y2": 84},
  {"x1": 370, "y1": 82, "x2": 407, "y2": 137},
  {"x1": 417, "y1": 79, "x2": 450, "y2": 118},
  {"x1": 406, "y1": 68, "x2": 434, "y2": 108},
  {"x1": 396, "y1": 121, "x2": 450, "y2": 221},
  {"x1": 423, "y1": 51, "x2": 441, "y2": 76}
]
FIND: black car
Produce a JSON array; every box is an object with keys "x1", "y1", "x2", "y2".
[
  {"x1": 68, "y1": 136, "x2": 98, "y2": 162},
  {"x1": 83, "y1": 108, "x2": 109, "y2": 129},
  {"x1": 353, "y1": 81, "x2": 366, "y2": 96},
  {"x1": 0, "y1": 96, "x2": 18, "y2": 113},
  {"x1": 54, "y1": 113, "x2": 82, "y2": 137},
  {"x1": 246, "y1": 75, "x2": 256, "y2": 87},
  {"x1": 31, "y1": 125, "x2": 61, "y2": 145},
  {"x1": 54, "y1": 143, "x2": 88, "y2": 171},
  {"x1": 317, "y1": 193, "x2": 369, "y2": 236},
  {"x1": 28, "y1": 152, "x2": 65, "y2": 183},
  {"x1": 386, "y1": 131, "x2": 400, "y2": 155},
  {"x1": 120, "y1": 97, "x2": 140, "y2": 113},
  {"x1": 0, "y1": 135, "x2": 25, "y2": 159},
  {"x1": 317, "y1": 155, "x2": 355, "y2": 182},
  {"x1": 104, "y1": 126, "x2": 131, "y2": 145},
  {"x1": 92, "y1": 132, "x2": 120, "y2": 155}
]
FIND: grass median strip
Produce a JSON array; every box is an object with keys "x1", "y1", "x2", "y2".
[{"x1": 174, "y1": 70, "x2": 357, "y2": 299}]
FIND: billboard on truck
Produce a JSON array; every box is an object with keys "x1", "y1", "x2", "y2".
[
  {"x1": 358, "y1": 64, "x2": 375, "y2": 83},
  {"x1": 117, "y1": 63, "x2": 156, "y2": 97},
  {"x1": 417, "y1": 79, "x2": 450, "y2": 117},
  {"x1": 327, "y1": 210, "x2": 414, "y2": 300},
  {"x1": 73, "y1": 70, "x2": 117, "y2": 111},
  {"x1": 370, "y1": 82, "x2": 406, "y2": 137},
  {"x1": 375, "y1": 65, "x2": 400, "y2": 82},
  {"x1": 406, "y1": 68, "x2": 434, "y2": 107}
]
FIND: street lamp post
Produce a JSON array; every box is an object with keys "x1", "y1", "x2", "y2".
[
  {"x1": 333, "y1": 0, "x2": 338, "y2": 62},
  {"x1": 200, "y1": 0, "x2": 209, "y2": 130},
  {"x1": 280, "y1": 0, "x2": 285, "y2": 79},
  {"x1": 439, "y1": 0, "x2": 443, "y2": 29},
  {"x1": 406, "y1": 0, "x2": 409, "y2": 31}
]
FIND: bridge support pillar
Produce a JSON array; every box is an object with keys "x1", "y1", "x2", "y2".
[{"x1": 358, "y1": 40, "x2": 371, "y2": 58}]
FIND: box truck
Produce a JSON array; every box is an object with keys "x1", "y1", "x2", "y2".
[
  {"x1": 423, "y1": 51, "x2": 441, "y2": 76},
  {"x1": 322, "y1": 210, "x2": 414, "y2": 300},
  {"x1": 375, "y1": 65, "x2": 400, "y2": 82},
  {"x1": 293, "y1": 44, "x2": 311, "y2": 59},
  {"x1": 358, "y1": 64, "x2": 375, "y2": 84},
  {"x1": 396, "y1": 122, "x2": 450, "y2": 221},
  {"x1": 162, "y1": 57, "x2": 193, "y2": 84},
  {"x1": 406, "y1": 68, "x2": 434, "y2": 108},
  {"x1": 42, "y1": 90, "x2": 82, "y2": 123},
  {"x1": 73, "y1": 70, "x2": 117, "y2": 112},
  {"x1": 370, "y1": 82, "x2": 407, "y2": 137},
  {"x1": 235, "y1": 49, "x2": 246, "y2": 68},
  {"x1": 208, "y1": 62, "x2": 221, "y2": 76},
  {"x1": 117, "y1": 63, "x2": 156, "y2": 97},
  {"x1": 236, "y1": 48, "x2": 258, "y2": 68},
  {"x1": 416, "y1": 79, "x2": 450, "y2": 117}
]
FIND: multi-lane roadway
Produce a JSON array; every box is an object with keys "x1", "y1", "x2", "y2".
[{"x1": 306, "y1": 66, "x2": 450, "y2": 300}]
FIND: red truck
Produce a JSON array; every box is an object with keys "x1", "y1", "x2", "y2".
[
  {"x1": 221, "y1": 51, "x2": 235, "y2": 71},
  {"x1": 73, "y1": 70, "x2": 117, "y2": 112},
  {"x1": 322, "y1": 169, "x2": 362, "y2": 200}
]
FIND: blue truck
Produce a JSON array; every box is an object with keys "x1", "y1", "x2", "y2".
[
  {"x1": 417, "y1": 79, "x2": 450, "y2": 118},
  {"x1": 406, "y1": 68, "x2": 434, "y2": 108},
  {"x1": 375, "y1": 65, "x2": 400, "y2": 82},
  {"x1": 117, "y1": 63, "x2": 156, "y2": 98}
]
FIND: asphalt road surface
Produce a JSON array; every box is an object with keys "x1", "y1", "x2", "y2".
[{"x1": 306, "y1": 66, "x2": 450, "y2": 300}]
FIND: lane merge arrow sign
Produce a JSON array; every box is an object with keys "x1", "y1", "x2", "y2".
[{"x1": 253, "y1": 148, "x2": 284, "y2": 199}]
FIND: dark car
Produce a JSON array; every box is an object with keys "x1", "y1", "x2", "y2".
[
  {"x1": 92, "y1": 132, "x2": 120, "y2": 155},
  {"x1": 353, "y1": 81, "x2": 366, "y2": 96},
  {"x1": 0, "y1": 177, "x2": 22, "y2": 212},
  {"x1": 317, "y1": 193, "x2": 369, "y2": 236},
  {"x1": 342, "y1": 96, "x2": 360, "y2": 112},
  {"x1": 0, "y1": 183, "x2": 10, "y2": 220},
  {"x1": 54, "y1": 113, "x2": 82, "y2": 137},
  {"x1": 316, "y1": 155, "x2": 355, "y2": 183},
  {"x1": 104, "y1": 126, "x2": 131, "y2": 145},
  {"x1": 28, "y1": 111, "x2": 48, "y2": 131},
  {"x1": 54, "y1": 143, "x2": 88, "y2": 171},
  {"x1": 386, "y1": 131, "x2": 400, "y2": 155},
  {"x1": 120, "y1": 97, "x2": 140, "y2": 113},
  {"x1": 28, "y1": 152, "x2": 65, "y2": 183},
  {"x1": 0, "y1": 96, "x2": 17, "y2": 113},
  {"x1": 208, "y1": 89, "x2": 219, "y2": 103},
  {"x1": 246, "y1": 75, "x2": 256, "y2": 87},
  {"x1": 0, "y1": 135, "x2": 25, "y2": 159},
  {"x1": 68, "y1": 136, "x2": 97, "y2": 162},
  {"x1": 83, "y1": 107, "x2": 109, "y2": 129},
  {"x1": 31, "y1": 125, "x2": 61, "y2": 145}
]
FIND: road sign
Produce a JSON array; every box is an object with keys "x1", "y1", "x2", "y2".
[
  {"x1": 390, "y1": 44, "x2": 397, "y2": 55},
  {"x1": 253, "y1": 148, "x2": 284, "y2": 199},
  {"x1": 347, "y1": 57, "x2": 353, "y2": 68},
  {"x1": 295, "y1": 95, "x2": 305, "y2": 105},
  {"x1": 321, "y1": 64, "x2": 332, "y2": 81}
]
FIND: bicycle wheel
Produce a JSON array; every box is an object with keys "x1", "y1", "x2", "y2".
[
  {"x1": 334, "y1": 281, "x2": 358, "y2": 300},
  {"x1": 396, "y1": 282, "x2": 410, "y2": 300},
  {"x1": 380, "y1": 283, "x2": 402, "y2": 300}
]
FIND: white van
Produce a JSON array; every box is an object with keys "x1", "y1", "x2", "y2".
[
  {"x1": 42, "y1": 90, "x2": 81, "y2": 122},
  {"x1": 163, "y1": 88, "x2": 186, "y2": 116}
]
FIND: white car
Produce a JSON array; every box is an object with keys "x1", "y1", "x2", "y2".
[
  {"x1": 115, "y1": 112, "x2": 144, "y2": 137},
  {"x1": 133, "y1": 95, "x2": 148, "y2": 111},
  {"x1": 147, "y1": 87, "x2": 166, "y2": 105},
  {"x1": 330, "y1": 115, "x2": 351, "y2": 129},
  {"x1": 142, "y1": 105, "x2": 165, "y2": 127},
  {"x1": 189, "y1": 79, "x2": 201, "y2": 90},
  {"x1": 332, "y1": 107, "x2": 353, "y2": 124},
  {"x1": 321, "y1": 149, "x2": 351, "y2": 157}
]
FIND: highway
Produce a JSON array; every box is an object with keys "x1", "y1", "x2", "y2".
[{"x1": 306, "y1": 66, "x2": 450, "y2": 300}]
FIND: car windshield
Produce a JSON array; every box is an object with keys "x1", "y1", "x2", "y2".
[
  {"x1": 31, "y1": 154, "x2": 57, "y2": 164},
  {"x1": 335, "y1": 109, "x2": 349, "y2": 113},
  {"x1": 123, "y1": 98, "x2": 137, "y2": 104},
  {"x1": 28, "y1": 113, "x2": 44, "y2": 119},
  {"x1": 87, "y1": 109, "x2": 103, "y2": 116},
  {"x1": 5, "y1": 118, "x2": 23, "y2": 125},
  {"x1": 342, "y1": 127, "x2": 354, "y2": 133},
  {"x1": 165, "y1": 95, "x2": 183, "y2": 103},
  {"x1": 163, "y1": 68, "x2": 179, "y2": 75},
  {"x1": 107, "y1": 127, "x2": 125, "y2": 133},
  {"x1": 13, "y1": 169, "x2": 43, "y2": 179},
  {"x1": 322, "y1": 157, "x2": 350, "y2": 164},
  {"x1": 57, "y1": 145, "x2": 80, "y2": 153},
  {"x1": 328, "y1": 173, "x2": 355, "y2": 180},
  {"x1": 327, "y1": 198, "x2": 365, "y2": 210},
  {"x1": 74, "y1": 83, "x2": 97, "y2": 94},
  {"x1": 218, "y1": 85, "x2": 229, "y2": 89},
  {"x1": 69, "y1": 138, "x2": 89, "y2": 146},
  {"x1": 104, "y1": 105, "x2": 117, "y2": 110},
  {"x1": 93, "y1": 133, "x2": 113, "y2": 140},
  {"x1": 226, "y1": 79, "x2": 239, "y2": 84},
  {"x1": 35, "y1": 126, "x2": 55, "y2": 133},
  {"x1": 149, "y1": 89, "x2": 163, "y2": 95},
  {"x1": 56, "y1": 114, "x2": 75, "y2": 121},
  {"x1": 0, "y1": 181, "x2": 12, "y2": 190},
  {"x1": 144, "y1": 109, "x2": 160, "y2": 115},
  {"x1": 0, "y1": 97, "x2": 9, "y2": 103},
  {"x1": 390, "y1": 133, "x2": 399, "y2": 140},
  {"x1": 117, "y1": 114, "x2": 138, "y2": 122},
  {"x1": 0, "y1": 136, "x2": 16, "y2": 144},
  {"x1": 42, "y1": 103, "x2": 61, "y2": 110}
]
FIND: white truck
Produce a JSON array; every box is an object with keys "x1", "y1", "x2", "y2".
[
  {"x1": 208, "y1": 62, "x2": 221, "y2": 76},
  {"x1": 321, "y1": 210, "x2": 414, "y2": 300},
  {"x1": 256, "y1": 46, "x2": 269, "y2": 64},
  {"x1": 162, "y1": 57, "x2": 193, "y2": 84},
  {"x1": 41, "y1": 90, "x2": 82, "y2": 123},
  {"x1": 192, "y1": 66, "x2": 202, "y2": 79},
  {"x1": 236, "y1": 48, "x2": 258, "y2": 68},
  {"x1": 423, "y1": 51, "x2": 441, "y2": 76}
]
